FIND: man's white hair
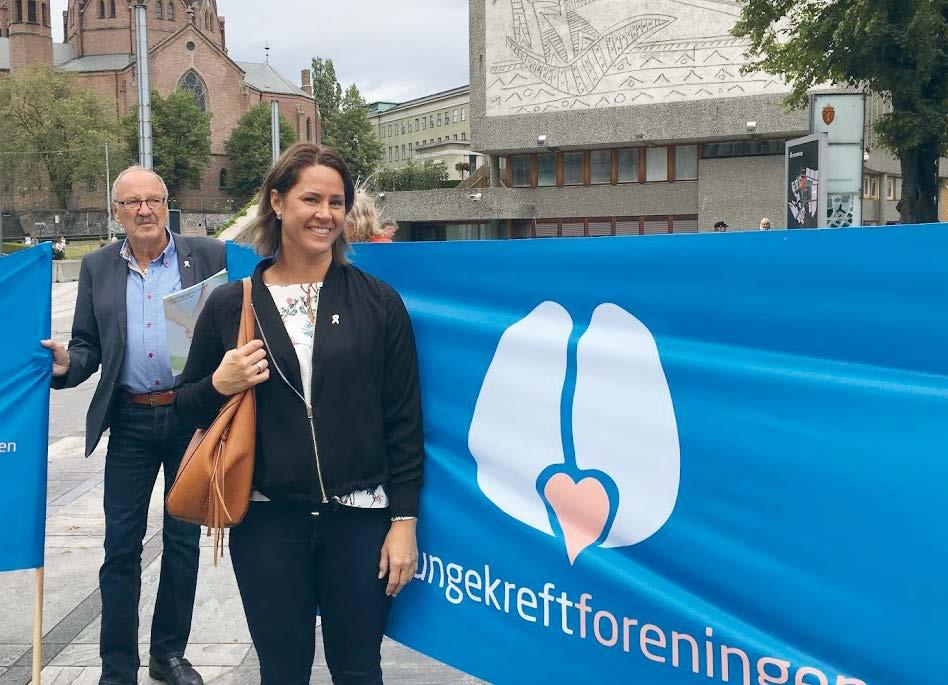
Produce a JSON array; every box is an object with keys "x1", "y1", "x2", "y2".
[{"x1": 111, "y1": 166, "x2": 169, "y2": 200}]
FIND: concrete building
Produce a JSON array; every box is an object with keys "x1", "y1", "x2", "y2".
[
  {"x1": 0, "y1": 0, "x2": 317, "y2": 221},
  {"x1": 369, "y1": 85, "x2": 482, "y2": 181},
  {"x1": 379, "y1": 0, "x2": 945, "y2": 241}
]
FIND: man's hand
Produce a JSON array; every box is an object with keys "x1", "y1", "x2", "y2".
[
  {"x1": 211, "y1": 339, "x2": 269, "y2": 395},
  {"x1": 41, "y1": 340, "x2": 70, "y2": 378},
  {"x1": 378, "y1": 519, "x2": 418, "y2": 597}
]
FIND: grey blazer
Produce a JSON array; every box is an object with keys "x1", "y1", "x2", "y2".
[{"x1": 52, "y1": 234, "x2": 227, "y2": 456}]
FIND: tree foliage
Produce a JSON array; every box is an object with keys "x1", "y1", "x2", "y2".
[
  {"x1": 374, "y1": 160, "x2": 449, "y2": 191},
  {"x1": 733, "y1": 0, "x2": 948, "y2": 223},
  {"x1": 311, "y1": 57, "x2": 342, "y2": 143},
  {"x1": 328, "y1": 85, "x2": 385, "y2": 183},
  {"x1": 0, "y1": 66, "x2": 123, "y2": 209},
  {"x1": 223, "y1": 102, "x2": 298, "y2": 199},
  {"x1": 123, "y1": 89, "x2": 212, "y2": 198},
  {"x1": 310, "y1": 57, "x2": 383, "y2": 182}
]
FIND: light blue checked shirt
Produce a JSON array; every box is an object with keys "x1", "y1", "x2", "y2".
[{"x1": 117, "y1": 231, "x2": 181, "y2": 393}]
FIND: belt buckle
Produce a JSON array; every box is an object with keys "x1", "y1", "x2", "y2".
[{"x1": 149, "y1": 393, "x2": 158, "y2": 407}]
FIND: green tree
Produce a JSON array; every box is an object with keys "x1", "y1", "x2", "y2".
[
  {"x1": 328, "y1": 85, "x2": 384, "y2": 182},
  {"x1": 733, "y1": 0, "x2": 948, "y2": 224},
  {"x1": 311, "y1": 57, "x2": 342, "y2": 142},
  {"x1": 223, "y1": 103, "x2": 297, "y2": 199},
  {"x1": 0, "y1": 66, "x2": 123, "y2": 209},
  {"x1": 123, "y1": 89, "x2": 212, "y2": 199},
  {"x1": 374, "y1": 160, "x2": 449, "y2": 191}
]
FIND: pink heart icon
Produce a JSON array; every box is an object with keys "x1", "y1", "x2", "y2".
[{"x1": 543, "y1": 473, "x2": 611, "y2": 564}]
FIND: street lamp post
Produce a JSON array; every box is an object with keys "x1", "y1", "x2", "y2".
[{"x1": 134, "y1": 1, "x2": 153, "y2": 169}]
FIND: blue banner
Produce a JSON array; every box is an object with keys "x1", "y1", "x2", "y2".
[
  {"x1": 227, "y1": 226, "x2": 947, "y2": 685},
  {"x1": 0, "y1": 244, "x2": 52, "y2": 572}
]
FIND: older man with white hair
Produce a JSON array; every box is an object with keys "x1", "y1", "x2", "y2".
[{"x1": 41, "y1": 166, "x2": 226, "y2": 685}]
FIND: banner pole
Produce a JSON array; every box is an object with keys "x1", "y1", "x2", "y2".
[{"x1": 32, "y1": 566, "x2": 43, "y2": 684}]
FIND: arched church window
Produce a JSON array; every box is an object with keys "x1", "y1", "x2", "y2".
[
  {"x1": 168, "y1": 1, "x2": 175, "y2": 20},
  {"x1": 306, "y1": 118, "x2": 312, "y2": 141},
  {"x1": 219, "y1": 169, "x2": 228, "y2": 190},
  {"x1": 14, "y1": 0, "x2": 23, "y2": 22},
  {"x1": 109, "y1": 0, "x2": 115, "y2": 18},
  {"x1": 204, "y1": 11, "x2": 208, "y2": 29},
  {"x1": 41, "y1": 2, "x2": 48, "y2": 26},
  {"x1": 156, "y1": 1, "x2": 163, "y2": 19},
  {"x1": 27, "y1": 0, "x2": 36, "y2": 22},
  {"x1": 97, "y1": 0, "x2": 104, "y2": 18},
  {"x1": 179, "y1": 70, "x2": 208, "y2": 112}
]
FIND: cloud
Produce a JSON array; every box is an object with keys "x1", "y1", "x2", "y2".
[{"x1": 51, "y1": 0, "x2": 470, "y2": 103}]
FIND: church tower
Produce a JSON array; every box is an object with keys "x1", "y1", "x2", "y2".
[{"x1": 8, "y1": 0, "x2": 53, "y2": 72}]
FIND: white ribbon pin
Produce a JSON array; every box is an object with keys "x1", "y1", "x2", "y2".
[
  {"x1": 184, "y1": 260, "x2": 190, "y2": 268},
  {"x1": 332, "y1": 314, "x2": 340, "y2": 325}
]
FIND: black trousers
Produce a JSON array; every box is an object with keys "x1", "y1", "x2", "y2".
[
  {"x1": 99, "y1": 400, "x2": 201, "y2": 685},
  {"x1": 230, "y1": 501, "x2": 393, "y2": 685}
]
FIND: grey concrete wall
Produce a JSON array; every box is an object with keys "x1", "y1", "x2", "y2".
[
  {"x1": 377, "y1": 181, "x2": 699, "y2": 223},
  {"x1": 53, "y1": 259, "x2": 82, "y2": 283},
  {"x1": 469, "y1": 0, "x2": 809, "y2": 154},
  {"x1": 698, "y1": 156, "x2": 785, "y2": 231}
]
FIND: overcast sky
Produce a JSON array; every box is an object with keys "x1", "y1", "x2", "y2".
[{"x1": 49, "y1": 0, "x2": 471, "y2": 102}]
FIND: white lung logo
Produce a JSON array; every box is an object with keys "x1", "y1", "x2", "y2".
[{"x1": 468, "y1": 302, "x2": 680, "y2": 564}]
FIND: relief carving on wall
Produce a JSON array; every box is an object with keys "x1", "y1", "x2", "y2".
[{"x1": 486, "y1": 0, "x2": 788, "y2": 116}]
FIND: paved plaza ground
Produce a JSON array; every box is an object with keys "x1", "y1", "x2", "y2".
[{"x1": 0, "y1": 284, "x2": 482, "y2": 685}]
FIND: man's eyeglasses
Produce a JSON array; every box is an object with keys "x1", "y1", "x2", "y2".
[{"x1": 116, "y1": 197, "x2": 167, "y2": 211}]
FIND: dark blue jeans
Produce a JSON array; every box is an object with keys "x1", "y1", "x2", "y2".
[
  {"x1": 99, "y1": 400, "x2": 200, "y2": 685},
  {"x1": 230, "y1": 502, "x2": 393, "y2": 685}
]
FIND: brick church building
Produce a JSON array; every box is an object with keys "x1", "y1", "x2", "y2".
[{"x1": 0, "y1": 0, "x2": 319, "y2": 215}]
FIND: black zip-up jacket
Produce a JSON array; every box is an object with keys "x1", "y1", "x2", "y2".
[{"x1": 174, "y1": 258, "x2": 424, "y2": 517}]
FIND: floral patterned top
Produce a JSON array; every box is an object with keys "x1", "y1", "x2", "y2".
[{"x1": 249, "y1": 282, "x2": 388, "y2": 509}]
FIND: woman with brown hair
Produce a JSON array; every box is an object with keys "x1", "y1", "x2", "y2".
[{"x1": 175, "y1": 142, "x2": 424, "y2": 685}]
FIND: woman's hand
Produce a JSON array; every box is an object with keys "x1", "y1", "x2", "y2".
[
  {"x1": 211, "y1": 339, "x2": 269, "y2": 395},
  {"x1": 379, "y1": 519, "x2": 418, "y2": 597}
]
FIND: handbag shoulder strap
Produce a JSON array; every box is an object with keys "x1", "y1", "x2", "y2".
[{"x1": 236, "y1": 277, "x2": 255, "y2": 346}]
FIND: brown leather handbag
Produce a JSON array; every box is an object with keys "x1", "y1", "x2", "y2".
[{"x1": 167, "y1": 277, "x2": 256, "y2": 563}]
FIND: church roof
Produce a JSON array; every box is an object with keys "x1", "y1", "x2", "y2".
[
  {"x1": 58, "y1": 53, "x2": 134, "y2": 72},
  {"x1": 236, "y1": 61, "x2": 311, "y2": 98}
]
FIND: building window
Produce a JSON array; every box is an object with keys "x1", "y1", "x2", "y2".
[
  {"x1": 204, "y1": 11, "x2": 209, "y2": 29},
  {"x1": 97, "y1": 0, "x2": 104, "y2": 18},
  {"x1": 590, "y1": 150, "x2": 611, "y2": 184},
  {"x1": 109, "y1": 0, "x2": 115, "y2": 17},
  {"x1": 453, "y1": 134, "x2": 458, "y2": 141},
  {"x1": 395, "y1": 148, "x2": 399, "y2": 161},
  {"x1": 219, "y1": 168, "x2": 228, "y2": 190},
  {"x1": 646, "y1": 147, "x2": 668, "y2": 182},
  {"x1": 453, "y1": 109, "x2": 458, "y2": 123},
  {"x1": 674, "y1": 145, "x2": 698, "y2": 181},
  {"x1": 306, "y1": 117, "x2": 312, "y2": 141},
  {"x1": 563, "y1": 152, "x2": 584, "y2": 186},
  {"x1": 27, "y1": 0, "x2": 36, "y2": 22},
  {"x1": 429, "y1": 115, "x2": 434, "y2": 128},
  {"x1": 42, "y1": 2, "x2": 48, "y2": 25},
  {"x1": 401, "y1": 144, "x2": 406, "y2": 159},
  {"x1": 701, "y1": 139, "x2": 785, "y2": 159},
  {"x1": 617, "y1": 149, "x2": 639, "y2": 183},
  {"x1": 537, "y1": 153, "x2": 555, "y2": 187},
  {"x1": 461, "y1": 108, "x2": 466, "y2": 121},
  {"x1": 437, "y1": 113, "x2": 442, "y2": 126},
  {"x1": 15, "y1": 0, "x2": 22, "y2": 22},
  {"x1": 461, "y1": 132, "x2": 466, "y2": 141},
  {"x1": 422, "y1": 118, "x2": 427, "y2": 130},
  {"x1": 510, "y1": 155, "x2": 531, "y2": 187},
  {"x1": 388, "y1": 148, "x2": 392, "y2": 162},
  {"x1": 415, "y1": 118, "x2": 419, "y2": 131},
  {"x1": 156, "y1": 1, "x2": 163, "y2": 19},
  {"x1": 178, "y1": 70, "x2": 208, "y2": 111},
  {"x1": 885, "y1": 178, "x2": 896, "y2": 200},
  {"x1": 401, "y1": 123, "x2": 405, "y2": 135},
  {"x1": 409, "y1": 143, "x2": 413, "y2": 157},
  {"x1": 168, "y1": 1, "x2": 174, "y2": 20}
]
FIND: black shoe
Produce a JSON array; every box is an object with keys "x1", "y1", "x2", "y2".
[{"x1": 148, "y1": 655, "x2": 204, "y2": 685}]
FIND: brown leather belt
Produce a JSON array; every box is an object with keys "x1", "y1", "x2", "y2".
[{"x1": 120, "y1": 390, "x2": 176, "y2": 406}]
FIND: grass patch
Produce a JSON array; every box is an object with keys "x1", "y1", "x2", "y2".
[{"x1": 215, "y1": 196, "x2": 258, "y2": 238}]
